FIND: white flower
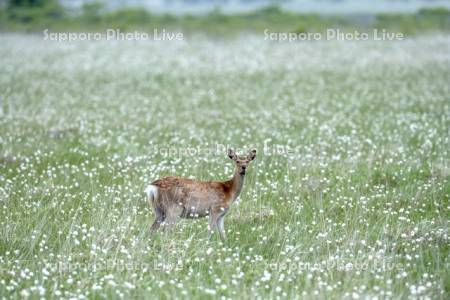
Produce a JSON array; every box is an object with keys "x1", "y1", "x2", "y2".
[
  {"x1": 20, "y1": 289, "x2": 30, "y2": 298},
  {"x1": 124, "y1": 281, "x2": 135, "y2": 289},
  {"x1": 92, "y1": 284, "x2": 102, "y2": 290}
]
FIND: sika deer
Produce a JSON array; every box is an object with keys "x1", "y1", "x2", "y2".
[{"x1": 145, "y1": 149, "x2": 256, "y2": 241}]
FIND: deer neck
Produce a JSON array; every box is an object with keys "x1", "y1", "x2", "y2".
[{"x1": 230, "y1": 167, "x2": 245, "y2": 201}]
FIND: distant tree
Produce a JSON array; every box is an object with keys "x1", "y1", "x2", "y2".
[
  {"x1": 81, "y1": 2, "x2": 105, "y2": 23},
  {"x1": 6, "y1": 0, "x2": 64, "y2": 26},
  {"x1": 8, "y1": 0, "x2": 49, "y2": 8}
]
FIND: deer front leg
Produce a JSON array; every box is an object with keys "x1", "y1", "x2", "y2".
[
  {"x1": 208, "y1": 211, "x2": 220, "y2": 240},
  {"x1": 216, "y1": 214, "x2": 226, "y2": 242},
  {"x1": 208, "y1": 207, "x2": 228, "y2": 241}
]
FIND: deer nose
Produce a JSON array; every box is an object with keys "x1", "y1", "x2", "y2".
[{"x1": 242, "y1": 166, "x2": 247, "y2": 169}]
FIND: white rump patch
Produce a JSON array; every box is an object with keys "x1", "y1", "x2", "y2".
[{"x1": 145, "y1": 185, "x2": 158, "y2": 202}]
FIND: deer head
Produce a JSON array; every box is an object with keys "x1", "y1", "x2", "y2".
[{"x1": 228, "y1": 149, "x2": 256, "y2": 175}]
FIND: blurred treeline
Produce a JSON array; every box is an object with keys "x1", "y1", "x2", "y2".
[{"x1": 1, "y1": 0, "x2": 449, "y2": 35}]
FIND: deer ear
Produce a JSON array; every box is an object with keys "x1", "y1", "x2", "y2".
[
  {"x1": 228, "y1": 149, "x2": 237, "y2": 161},
  {"x1": 248, "y1": 149, "x2": 256, "y2": 161}
]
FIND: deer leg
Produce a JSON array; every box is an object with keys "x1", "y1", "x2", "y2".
[
  {"x1": 163, "y1": 206, "x2": 182, "y2": 231},
  {"x1": 208, "y1": 212, "x2": 220, "y2": 240},
  {"x1": 209, "y1": 207, "x2": 228, "y2": 240},
  {"x1": 150, "y1": 206, "x2": 165, "y2": 233},
  {"x1": 150, "y1": 217, "x2": 164, "y2": 232},
  {"x1": 216, "y1": 214, "x2": 226, "y2": 242}
]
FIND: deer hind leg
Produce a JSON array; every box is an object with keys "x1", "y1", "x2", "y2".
[
  {"x1": 150, "y1": 205, "x2": 165, "y2": 233},
  {"x1": 163, "y1": 205, "x2": 183, "y2": 231},
  {"x1": 146, "y1": 184, "x2": 165, "y2": 233}
]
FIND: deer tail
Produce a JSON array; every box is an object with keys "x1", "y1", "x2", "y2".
[{"x1": 145, "y1": 184, "x2": 158, "y2": 204}]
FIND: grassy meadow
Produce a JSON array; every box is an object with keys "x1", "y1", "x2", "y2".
[{"x1": 0, "y1": 34, "x2": 449, "y2": 299}]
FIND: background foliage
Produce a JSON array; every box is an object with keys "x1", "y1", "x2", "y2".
[{"x1": 1, "y1": 0, "x2": 450, "y2": 35}]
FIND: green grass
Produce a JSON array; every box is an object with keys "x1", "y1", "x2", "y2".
[{"x1": 0, "y1": 34, "x2": 449, "y2": 299}]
